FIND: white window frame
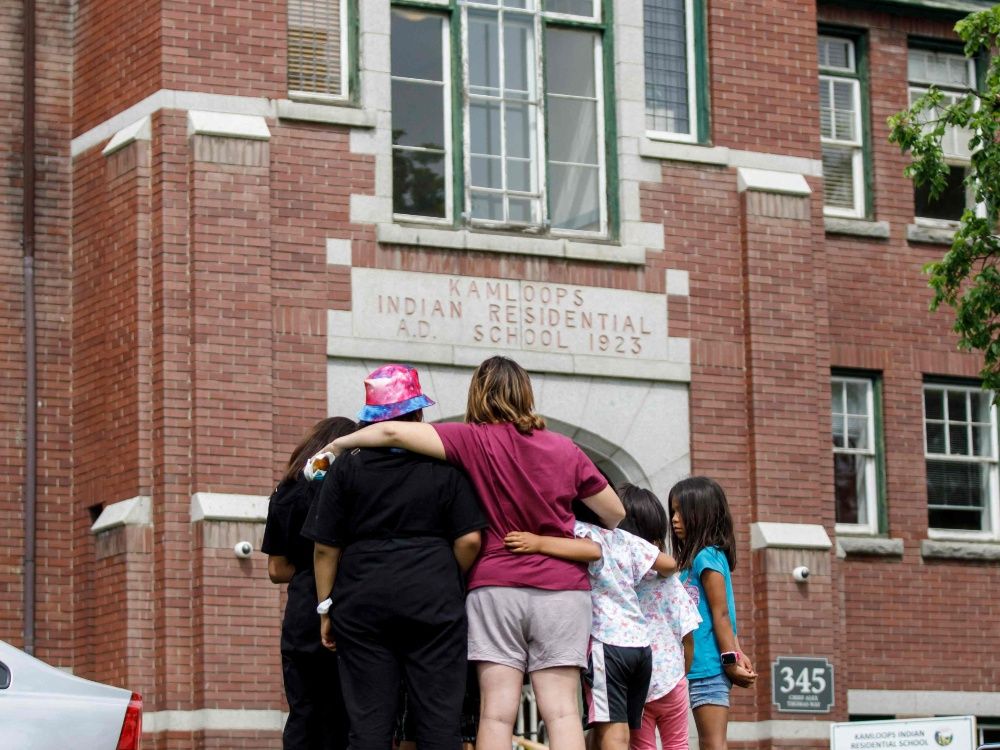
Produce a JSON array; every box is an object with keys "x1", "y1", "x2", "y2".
[
  {"x1": 288, "y1": 0, "x2": 351, "y2": 103},
  {"x1": 832, "y1": 376, "x2": 879, "y2": 535},
  {"x1": 923, "y1": 383, "x2": 1000, "y2": 542},
  {"x1": 391, "y1": 10, "x2": 453, "y2": 224},
  {"x1": 907, "y1": 48, "x2": 977, "y2": 228},
  {"x1": 819, "y1": 35, "x2": 865, "y2": 219},
  {"x1": 417, "y1": 0, "x2": 606, "y2": 238},
  {"x1": 643, "y1": 0, "x2": 699, "y2": 144}
]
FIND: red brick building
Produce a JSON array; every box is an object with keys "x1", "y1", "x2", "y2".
[{"x1": 4, "y1": 0, "x2": 999, "y2": 747}]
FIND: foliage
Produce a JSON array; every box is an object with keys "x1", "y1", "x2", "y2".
[{"x1": 888, "y1": 7, "x2": 1000, "y2": 393}]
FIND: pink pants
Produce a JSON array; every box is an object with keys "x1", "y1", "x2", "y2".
[{"x1": 628, "y1": 678, "x2": 689, "y2": 750}]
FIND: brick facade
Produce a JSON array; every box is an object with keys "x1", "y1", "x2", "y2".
[{"x1": 3, "y1": 0, "x2": 998, "y2": 747}]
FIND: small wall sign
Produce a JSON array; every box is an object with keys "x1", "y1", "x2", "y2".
[{"x1": 771, "y1": 656, "x2": 834, "y2": 713}]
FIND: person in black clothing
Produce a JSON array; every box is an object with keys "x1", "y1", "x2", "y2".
[
  {"x1": 262, "y1": 416, "x2": 357, "y2": 750},
  {"x1": 303, "y1": 364, "x2": 486, "y2": 750}
]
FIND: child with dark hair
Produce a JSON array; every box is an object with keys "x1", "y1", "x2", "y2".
[
  {"x1": 667, "y1": 477, "x2": 756, "y2": 750},
  {"x1": 504, "y1": 500, "x2": 676, "y2": 750},
  {"x1": 617, "y1": 484, "x2": 700, "y2": 750}
]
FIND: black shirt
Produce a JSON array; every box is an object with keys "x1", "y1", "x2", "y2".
[
  {"x1": 304, "y1": 448, "x2": 486, "y2": 548},
  {"x1": 262, "y1": 475, "x2": 326, "y2": 653},
  {"x1": 302, "y1": 448, "x2": 487, "y2": 630}
]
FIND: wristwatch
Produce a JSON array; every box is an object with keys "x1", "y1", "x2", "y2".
[
  {"x1": 316, "y1": 597, "x2": 333, "y2": 615},
  {"x1": 720, "y1": 651, "x2": 741, "y2": 666}
]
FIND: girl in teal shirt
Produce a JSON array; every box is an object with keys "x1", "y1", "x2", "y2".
[{"x1": 668, "y1": 477, "x2": 756, "y2": 750}]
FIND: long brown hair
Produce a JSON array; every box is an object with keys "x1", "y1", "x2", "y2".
[
  {"x1": 283, "y1": 416, "x2": 356, "y2": 482},
  {"x1": 465, "y1": 356, "x2": 545, "y2": 435},
  {"x1": 667, "y1": 476, "x2": 736, "y2": 572}
]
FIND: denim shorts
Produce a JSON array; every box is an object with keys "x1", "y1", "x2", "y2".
[{"x1": 688, "y1": 672, "x2": 731, "y2": 709}]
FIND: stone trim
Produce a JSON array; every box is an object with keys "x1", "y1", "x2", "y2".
[
  {"x1": 90, "y1": 496, "x2": 152, "y2": 533},
  {"x1": 375, "y1": 223, "x2": 649, "y2": 266},
  {"x1": 665, "y1": 269, "x2": 690, "y2": 297},
  {"x1": 848, "y1": 689, "x2": 1000, "y2": 716},
  {"x1": 144, "y1": 709, "x2": 286, "y2": 733},
  {"x1": 639, "y1": 138, "x2": 823, "y2": 177},
  {"x1": 907, "y1": 223, "x2": 956, "y2": 245},
  {"x1": 190, "y1": 493, "x2": 269, "y2": 523},
  {"x1": 836, "y1": 536, "x2": 904, "y2": 558},
  {"x1": 825, "y1": 217, "x2": 891, "y2": 239},
  {"x1": 920, "y1": 539, "x2": 1000, "y2": 561},
  {"x1": 101, "y1": 116, "x2": 151, "y2": 157},
  {"x1": 727, "y1": 720, "x2": 832, "y2": 741},
  {"x1": 750, "y1": 522, "x2": 832, "y2": 551},
  {"x1": 326, "y1": 238, "x2": 353, "y2": 266},
  {"x1": 276, "y1": 99, "x2": 376, "y2": 128},
  {"x1": 737, "y1": 167, "x2": 811, "y2": 196},
  {"x1": 187, "y1": 111, "x2": 270, "y2": 140}
]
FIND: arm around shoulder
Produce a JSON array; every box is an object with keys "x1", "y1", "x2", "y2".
[{"x1": 330, "y1": 421, "x2": 446, "y2": 459}]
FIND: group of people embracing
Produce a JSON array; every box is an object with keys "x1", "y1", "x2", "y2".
[{"x1": 263, "y1": 356, "x2": 757, "y2": 750}]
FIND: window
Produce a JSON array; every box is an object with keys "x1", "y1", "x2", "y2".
[
  {"x1": 923, "y1": 383, "x2": 1000, "y2": 537},
  {"x1": 390, "y1": 0, "x2": 610, "y2": 236},
  {"x1": 643, "y1": 0, "x2": 704, "y2": 142},
  {"x1": 819, "y1": 35, "x2": 866, "y2": 218},
  {"x1": 288, "y1": 0, "x2": 350, "y2": 100},
  {"x1": 908, "y1": 46, "x2": 976, "y2": 224},
  {"x1": 832, "y1": 375, "x2": 881, "y2": 534}
]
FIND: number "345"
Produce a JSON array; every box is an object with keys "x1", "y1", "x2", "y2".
[{"x1": 779, "y1": 666, "x2": 827, "y2": 694}]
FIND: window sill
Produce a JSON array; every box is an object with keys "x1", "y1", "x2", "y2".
[
  {"x1": 276, "y1": 99, "x2": 376, "y2": 128},
  {"x1": 836, "y1": 535, "x2": 904, "y2": 558},
  {"x1": 920, "y1": 538, "x2": 1000, "y2": 562},
  {"x1": 825, "y1": 217, "x2": 890, "y2": 239},
  {"x1": 638, "y1": 139, "x2": 823, "y2": 177},
  {"x1": 907, "y1": 223, "x2": 956, "y2": 245},
  {"x1": 376, "y1": 222, "x2": 648, "y2": 265}
]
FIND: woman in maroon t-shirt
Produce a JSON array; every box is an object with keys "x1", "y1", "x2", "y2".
[{"x1": 330, "y1": 356, "x2": 625, "y2": 750}]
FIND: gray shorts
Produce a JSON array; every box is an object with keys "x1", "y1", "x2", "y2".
[{"x1": 466, "y1": 586, "x2": 592, "y2": 672}]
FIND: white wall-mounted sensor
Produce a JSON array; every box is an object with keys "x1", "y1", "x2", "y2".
[
  {"x1": 792, "y1": 566, "x2": 810, "y2": 582},
  {"x1": 234, "y1": 541, "x2": 253, "y2": 559}
]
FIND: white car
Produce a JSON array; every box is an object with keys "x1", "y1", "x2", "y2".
[{"x1": 0, "y1": 640, "x2": 142, "y2": 750}]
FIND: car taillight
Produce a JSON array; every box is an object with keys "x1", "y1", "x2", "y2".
[{"x1": 115, "y1": 692, "x2": 143, "y2": 750}]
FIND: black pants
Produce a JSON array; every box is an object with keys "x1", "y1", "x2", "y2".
[
  {"x1": 335, "y1": 614, "x2": 468, "y2": 750},
  {"x1": 282, "y1": 648, "x2": 350, "y2": 750}
]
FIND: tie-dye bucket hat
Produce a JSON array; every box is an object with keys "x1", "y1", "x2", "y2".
[{"x1": 357, "y1": 364, "x2": 436, "y2": 423}]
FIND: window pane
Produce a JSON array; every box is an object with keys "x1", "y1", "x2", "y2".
[
  {"x1": 949, "y1": 424, "x2": 970, "y2": 455},
  {"x1": 505, "y1": 104, "x2": 533, "y2": 159},
  {"x1": 391, "y1": 10, "x2": 443, "y2": 81},
  {"x1": 549, "y1": 164, "x2": 600, "y2": 231},
  {"x1": 831, "y1": 80, "x2": 856, "y2": 141},
  {"x1": 924, "y1": 389, "x2": 944, "y2": 420},
  {"x1": 289, "y1": 0, "x2": 344, "y2": 96},
  {"x1": 832, "y1": 415, "x2": 846, "y2": 449},
  {"x1": 831, "y1": 380, "x2": 845, "y2": 414},
  {"x1": 819, "y1": 37, "x2": 852, "y2": 71},
  {"x1": 926, "y1": 422, "x2": 946, "y2": 454},
  {"x1": 471, "y1": 191, "x2": 504, "y2": 220},
  {"x1": 472, "y1": 156, "x2": 502, "y2": 188},
  {"x1": 847, "y1": 416, "x2": 868, "y2": 450},
  {"x1": 393, "y1": 151, "x2": 446, "y2": 217},
  {"x1": 504, "y1": 15, "x2": 533, "y2": 97},
  {"x1": 544, "y1": 27, "x2": 596, "y2": 97},
  {"x1": 471, "y1": 101, "x2": 502, "y2": 155},
  {"x1": 392, "y1": 80, "x2": 445, "y2": 149},
  {"x1": 507, "y1": 158, "x2": 532, "y2": 191},
  {"x1": 927, "y1": 459, "x2": 988, "y2": 530},
  {"x1": 973, "y1": 424, "x2": 993, "y2": 457},
  {"x1": 469, "y1": 11, "x2": 501, "y2": 94},
  {"x1": 547, "y1": 98, "x2": 598, "y2": 164},
  {"x1": 835, "y1": 453, "x2": 870, "y2": 525},
  {"x1": 545, "y1": 0, "x2": 595, "y2": 17},
  {"x1": 822, "y1": 144, "x2": 856, "y2": 210},
  {"x1": 970, "y1": 391, "x2": 992, "y2": 423},
  {"x1": 644, "y1": 0, "x2": 690, "y2": 134},
  {"x1": 914, "y1": 166, "x2": 967, "y2": 222},
  {"x1": 819, "y1": 81, "x2": 833, "y2": 139},
  {"x1": 508, "y1": 196, "x2": 534, "y2": 222},
  {"x1": 845, "y1": 381, "x2": 867, "y2": 415},
  {"x1": 947, "y1": 390, "x2": 967, "y2": 422}
]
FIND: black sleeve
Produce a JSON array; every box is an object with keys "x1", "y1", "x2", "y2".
[
  {"x1": 443, "y1": 468, "x2": 488, "y2": 541},
  {"x1": 302, "y1": 456, "x2": 352, "y2": 547},
  {"x1": 261, "y1": 486, "x2": 291, "y2": 556}
]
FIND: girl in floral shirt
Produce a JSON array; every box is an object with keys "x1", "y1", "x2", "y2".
[
  {"x1": 504, "y1": 500, "x2": 676, "y2": 750},
  {"x1": 619, "y1": 484, "x2": 701, "y2": 750}
]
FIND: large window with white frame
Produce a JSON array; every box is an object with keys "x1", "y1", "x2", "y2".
[
  {"x1": 923, "y1": 382, "x2": 1000, "y2": 537},
  {"x1": 643, "y1": 0, "x2": 702, "y2": 142},
  {"x1": 390, "y1": 0, "x2": 610, "y2": 236},
  {"x1": 819, "y1": 35, "x2": 866, "y2": 218},
  {"x1": 908, "y1": 45, "x2": 976, "y2": 225},
  {"x1": 832, "y1": 375, "x2": 881, "y2": 533},
  {"x1": 288, "y1": 0, "x2": 350, "y2": 100}
]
